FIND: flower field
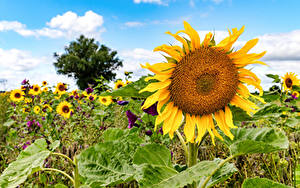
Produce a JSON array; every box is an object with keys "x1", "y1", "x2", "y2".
[{"x1": 0, "y1": 22, "x2": 299, "y2": 188}]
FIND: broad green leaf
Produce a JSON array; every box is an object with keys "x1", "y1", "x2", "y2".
[
  {"x1": 222, "y1": 128, "x2": 289, "y2": 156},
  {"x1": 54, "y1": 184, "x2": 69, "y2": 188},
  {"x1": 254, "y1": 104, "x2": 284, "y2": 118},
  {"x1": 242, "y1": 178, "x2": 292, "y2": 188},
  {"x1": 78, "y1": 129, "x2": 143, "y2": 187},
  {"x1": 133, "y1": 143, "x2": 172, "y2": 168},
  {"x1": 204, "y1": 158, "x2": 237, "y2": 187},
  {"x1": 49, "y1": 140, "x2": 60, "y2": 151},
  {"x1": 261, "y1": 93, "x2": 280, "y2": 102},
  {"x1": 100, "y1": 76, "x2": 154, "y2": 98},
  {"x1": 266, "y1": 74, "x2": 281, "y2": 83},
  {"x1": 230, "y1": 105, "x2": 252, "y2": 123},
  {"x1": 0, "y1": 139, "x2": 50, "y2": 188},
  {"x1": 135, "y1": 161, "x2": 217, "y2": 188}
]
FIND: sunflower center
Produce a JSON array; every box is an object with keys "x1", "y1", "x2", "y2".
[
  {"x1": 14, "y1": 93, "x2": 21, "y2": 98},
  {"x1": 169, "y1": 46, "x2": 239, "y2": 116},
  {"x1": 102, "y1": 98, "x2": 107, "y2": 103},
  {"x1": 34, "y1": 87, "x2": 39, "y2": 92},
  {"x1": 285, "y1": 78, "x2": 293, "y2": 88},
  {"x1": 117, "y1": 84, "x2": 122, "y2": 88},
  {"x1": 59, "y1": 85, "x2": 65, "y2": 91},
  {"x1": 62, "y1": 105, "x2": 70, "y2": 113}
]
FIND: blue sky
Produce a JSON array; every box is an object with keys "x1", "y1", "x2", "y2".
[{"x1": 0, "y1": 0, "x2": 300, "y2": 90}]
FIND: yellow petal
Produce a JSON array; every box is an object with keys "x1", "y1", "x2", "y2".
[
  {"x1": 182, "y1": 21, "x2": 201, "y2": 50},
  {"x1": 141, "y1": 90, "x2": 161, "y2": 109},
  {"x1": 195, "y1": 115, "x2": 207, "y2": 143},
  {"x1": 239, "y1": 77, "x2": 263, "y2": 96},
  {"x1": 166, "y1": 31, "x2": 190, "y2": 54},
  {"x1": 202, "y1": 32, "x2": 213, "y2": 47},
  {"x1": 230, "y1": 95, "x2": 257, "y2": 115},
  {"x1": 250, "y1": 94, "x2": 266, "y2": 104},
  {"x1": 229, "y1": 38, "x2": 259, "y2": 58},
  {"x1": 169, "y1": 109, "x2": 183, "y2": 139},
  {"x1": 155, "y1": 101, "x2": 174, "y2": 129},
  {"x1": 239, "y1": 68, "x2": 261, "y2": 83},
  {"x1": 162, "y1": 106, "x2": 178, "y2": 136},
  {"x1": 214, "y1": 110, "x2": 234, "y2": 140},
  {"x1": 141, "y1": 62, "x2": 175, "y2": 75},
  {"x1": 154, "y1": 45, "x2": 182, "y2": 61},
  {"x1": 225, "y1": 106, "x2": 238, "y2": 128},
  {"x1": 157, "y1": 95, "x2": 170, "y2": 115},
  {"x1": 139, "y1": 79, "x2": 171, "y2": 93},
  {"x1": 184, "y1": 113, "x2": 196, "y2": 143},
  {"x1": 237, "y1": 83, "x2": 250, "y2": 98}
]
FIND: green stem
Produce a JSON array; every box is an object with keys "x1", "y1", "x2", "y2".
[
  {"x1": 187, "y1": 142, "x2": 198, "y2": 188},
  {"x1": 51, "y1": 152, "x2": 76, "y2": 166},
  {"x1": 175, "y1": 130, "x2": 188, "y2": 160},
  {"x1": 200, "y1": 155, "x2": 236, "y2": 188},
  {"x1": 41, "y1": 168, "x2": 75, "y2": 185},
  {"x1": 73, "y1": 157, "x2": 81, "y2": 188}
]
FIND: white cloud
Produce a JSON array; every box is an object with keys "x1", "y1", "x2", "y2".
[
  {"x1": 0, "y1": 11, "x2": 105, "y2": 40},
  {"x1": 133, "y1": 0, "x2": 164, "y2": 5},
  {"x1": 124, "y1": 21, "x2": 144, "y2": 27}
]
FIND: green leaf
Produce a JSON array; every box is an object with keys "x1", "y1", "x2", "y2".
[
  {"x1": 0, "y1": 139, "x2": 50, "y2": 188},
  {"x1": 100, "y1": 76, "x2": 154, "y2": 98},
  {"x1": 54, "y1": 183, "x2": 69, "y2": 188},
  {"x1": 49, "y1": 140, "x2": 60, "y2": 151},
  {"x1": 135, "y1": 161, "x2": 217, "y2": 188},
  {"x1": 266, "y1": 74, "x2": 281, "y2": 83},
  {"x1": 3, "y1": 120, "x2": 15, "y2": 127},
  {"x1": 133, "y1": 143, "x2": 172, "y2": 168},
  {"x1": 296, "y1": 163, "x2": 300, "y2": 186},
  {"x1": 204, "y1": 158, "x2": 237, "y2": 187},
  {"x1": 242, "y1": 178, "x2": 292, "y2": 188},
  {"x1": 222, "y1": 128, "x2": 289, "y2": 156},
  {"x1": 230, "y1": 105, "x2": 252, "y2": 123},
  {"x1": 254, "y1": 104, "x2": 282, "y2": 118},
  {"x1": 78, "y1": 129, "x2": 143, "y2": 187},
  {"x1": 261, "y1": 93, "x2": 280, "y2": 102}
]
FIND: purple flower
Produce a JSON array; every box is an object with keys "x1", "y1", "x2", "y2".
[
  {"x1": 22, "y1": 144, "x2": 28, "y2": 150},
  {"x1": 89, "y1": 95, "x2": 94, "y2": 101},
  {"x1": 117, "y1": 101, "x2": 129, "y2": 105},
  {"x1": 285, "y1": 98, "x2": 291, "y2": 102},
  {"x1": 145, "y1": 130, "x2": 153, "y2": 136},
  {"x1": 36, "y1": 121, "x2": 41, "y2": 128},
  {"x1": 142, "y1": 102, "x2": 158, "y2": 116},
  {"x1": 126, "y1": 110, "x2": 138, "y2": 129},
  {"x1": 26, "y1": 121, "x2": 33, "y2": 127},
  {"x1": 69, "y1": 95, "x2": 74, "y2": 99},
  {"x1": 171, "y1": 151, "x2": 173, "y2": 158},
  {"x1": 86, "y1": 87, "x2": 94, "y2": 94},
  {"x1": 21, "y1": 79, "x2": 27, "y2": 85},
  {"x1": 75, "y1": 95, "x2": 79, "y2": 99},
  {"x1": 291, "y1": 94, "x2": 298, "y2": 99},
  {"x1": 158, "y1": 127, "x2": 163, "y2": 135},
  {"x1": 42, "y1": 117, "x2": 45, "y2": 120}
]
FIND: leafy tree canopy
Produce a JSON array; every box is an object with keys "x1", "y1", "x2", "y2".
[{"x1": 53, "y1": 35, "x2": 123, "y2": 90}]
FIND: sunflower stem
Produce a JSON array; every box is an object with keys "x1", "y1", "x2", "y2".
[
  {"x1": 187, "y1": 142, "x2": 198, "y2": 188},
  {"x1": 175, "y1": 130, "x2": 188, "y2": 160}
]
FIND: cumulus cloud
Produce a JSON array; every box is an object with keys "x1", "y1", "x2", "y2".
[{"x1": 0, "y1": 11, "x2": 105, "y2": 40}]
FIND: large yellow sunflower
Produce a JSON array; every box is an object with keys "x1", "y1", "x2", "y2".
[
  {"x1": 56, "y1": 101, "x2": 73, "y2": 118},
  {"x1": 140, "y1": 21, "x2": 266, "y2": 144},
  {"x1": 281, "y1": 72, "x2": 300, "y2": 91},
  {"x1": 10, "y1": 89, "x2": 25, "y2": 102},
  {"x1": 29, "y1": 84, "x2": 41, "y2": 95}
]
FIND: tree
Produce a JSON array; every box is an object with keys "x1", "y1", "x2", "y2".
[{"x1": 53, "y1": 35, "x2": 123, "y2": 90}]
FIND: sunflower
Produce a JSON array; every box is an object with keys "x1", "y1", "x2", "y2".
[
  {"x1": 281, "y1": 72, "x2": 300, "y2": 91},
  {"x1": 33, "y1": 106, "x2": 41, "y2": 114},
  {"x1": 25, "y1": 98, "x2": 32, "y2": 103},
  {"x1": 56, "y1": 101, "x2": 73, "y2": 118},
  {"x1": 29, "y1": 84, "x2": 41, "y2": 95},
  {"x1": 114, "y1": 80, "x2": 126, "y2": 89},
  {"x1": 42, "y1": 81, "x2": 47, "y2": 86},
  {"x1": 23, "y1": 107, "x2": 30, "y2": 113},
  {"x1": 10, "y1": 89, "x2": 25, "y2": 102},
  {"x1": 55, "y1": 82, "x2": 67, "y2": 95},
  {"x1": 43, "y1": 87, "x2": 48, "y2": 92},
  {"x1": 140, "y1": 21, "x2": 266, "y2": 144},
  {"x1": 99, "y1": 96, "x2": 113, "y2": 106},
  {"x1": 292, "y1": 91, "x2": 299, "y2": 99}
]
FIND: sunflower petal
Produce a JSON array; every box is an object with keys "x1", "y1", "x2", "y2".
[
  {"x1": 225, "y1": 106, "x2": 238, "y2": 128},
  {"x1": 166, "y1": 31, "x2": 190, "y2": 54},
  {"x1": 139, "y1": 79, "x2": 171, "y2": 93},
  {"x1": 229, "y1": 38, "x2": 259, "y2": 58},
  {"x1": 239, "y1": 68, "x2": 261, "y2": 83},
  {"x1": 154, "y1": 45, "x2": 182, "y2": 61},
  {"x1": 195, "y1": 115, "x2": 207, "y2": 143},
  {"x1": 157, "y1": 96, "x2": 170, "y2": 115},
  {"x1": 182, "y1": 21, "x2": 201, "y2": 50},
  {"x1": 141, "y1": 90, "x2": 162, "y2": 109},
  {"x1": 230, "y1": 95, "x2": 257, "y2": 115},
  {"x1": 214, "y1": 110, "x2": 234, "y2": 140},
  {"x1": 169, "y1": 109, "x2": 183, "y2": 139},
  {"x1": 145, "y1": 74, "x2": 171, "y2": 82},
  {"x1": 202, "y1": 32, "x2": 213, "y2": 47},
  {"x1": 141, "y1": 62, "x2": 175, "y2": 75},
  {"x1": 162, "y1": 105, "x2": 178, "y2": 136},
  {"x1": 184, "y1": 113, "x2": 196, "y2": 143},
  {"x1": 239, "y1": 77, "x2": 263, "y2": 96}
]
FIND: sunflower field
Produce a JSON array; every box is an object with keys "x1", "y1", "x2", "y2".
[{"x1": 0, "y1": 22, "x2": 299, "y2": 188}]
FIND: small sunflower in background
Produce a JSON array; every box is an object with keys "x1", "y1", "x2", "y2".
[
  {"x1": 42, "y1": 81, "x2": 47, "y2": 86},
  {"x1": 55, "y1": 82, "x2": 67, "y2": 95},
  {"x1": 99, "y1": 96, "x2": 113, "y2": 106},
  {"x1": 43, "y1": 87, "x2": 48, "y2": 92},
  {"x1": 140, "y1": 21, "x2": 266, "y2": 144},
  {"x1": 114, "y1": 80, "x2": 126, "y2": 89},
  {"x1": 56, "y1": 101, "x2": 73, "y2": 118},
  {"x1": 24, "y1": 98, "x2": 32, "y2": 103},
  {"x1": 292, "y1": 91, "x2": 299, "y2": 99},
  {"x1": 23, "y1": 107, "x2": 30, "y2": 113},
  {"x1": 29, "y1": 84, "x2": 41, "y2": 95},
  {"x1": 10, "y1": 89, "x2": 25, "y2": 102},
  {"x1": 281, "y1": 72, "x2": 300, "y2": 91},
  {"x1": 33, "y1": 106, "x2": 41, "y2": 114}
]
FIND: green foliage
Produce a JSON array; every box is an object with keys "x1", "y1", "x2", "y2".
[
  {"x1": 222, "y1": 127, "x2": 289, "y2": 156},
  {"x1": 53, "y1": 35, "x2": 123, "y2": 90},
  {"x1": 242, "y1": 178, "x2": 292, "y2": 188},
  {"x1": 296, "y1": 164, "x2": 300, "y2": 187},
  {"x1": 100, "y1": 76, "x2": 153, "y2": 98},
  {"x1": 0, "y1": 139, "x2": 50, "y2": 188},
  {"x1": 266, "y1": 74, "x2": 281, "y2": 83}
]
